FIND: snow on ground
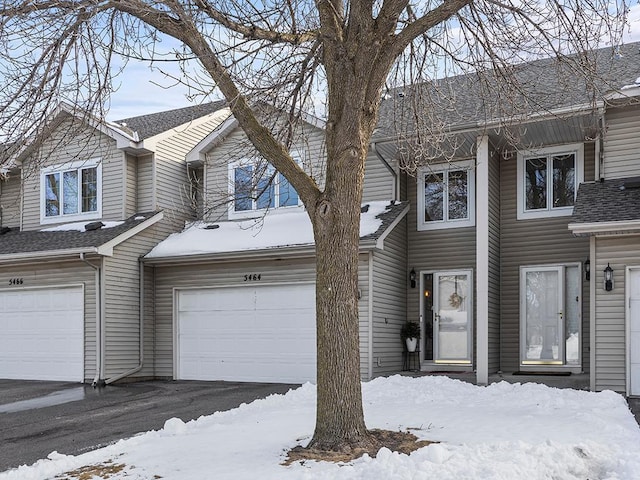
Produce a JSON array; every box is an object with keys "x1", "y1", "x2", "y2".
[{"x1": 2, "y1": 376, "x2": 639, "y2": 480}]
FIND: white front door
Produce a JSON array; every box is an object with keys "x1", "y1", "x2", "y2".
[
  {"x1": 520, "y1": 265, "x2": 581, "y2": 367},
  {"x1": 433, "y1": 271, "x2": 473, "y2": 364},
  {"x1": 628, "y1": 268, "x2": 640, "y2": 396}
]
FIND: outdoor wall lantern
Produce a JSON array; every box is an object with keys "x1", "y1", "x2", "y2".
[
  {"x1": 410, "y1": 268, "x2": 417, "y2": 288},
  {"x1": 604, "y1": 263, "x2": 614, "y2": 292},
  {"x1": 585, "y1": 258, "x2": 590, "y2": 281}
]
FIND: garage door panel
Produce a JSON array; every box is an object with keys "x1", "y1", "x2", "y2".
[
  {"x1": 0, "y1": 286, "x2": 84, "y2": 382},
  {"x1": 177, "y1": 284, "x2": 316, "y2": 383}
]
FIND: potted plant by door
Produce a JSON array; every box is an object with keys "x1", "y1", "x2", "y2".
[{"x1": 401, "y1": 321, "x2": 421, "y2": 352}]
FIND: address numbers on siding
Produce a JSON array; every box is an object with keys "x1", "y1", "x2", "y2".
[
  {"x1": 244, "y1": 274, "x2": 262, "y2": 282},
  {"x1": 9, "y1": 278, "x2": 24, "y2": 285}
]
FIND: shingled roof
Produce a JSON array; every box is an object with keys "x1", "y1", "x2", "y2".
[
  {"x1": 375, "y1": 42, "x2": 640, "y2": 140},
  {"x1": 0, "y1": 211, "x2": 161, "y2": 259},
  {"x1": 570, "y1": 178, "x2": 640, "y2": 235},
  {"x1": 115, "y1": 100, "x2": 227, "y2": 140}
]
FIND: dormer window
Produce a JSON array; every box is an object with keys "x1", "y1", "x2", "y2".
[
  {"x1": 41, "y1": 159, "x2": 102, "y2": 224},
  {"x1": 229, "y1": 159, "x2": 300, "y2": 218}
]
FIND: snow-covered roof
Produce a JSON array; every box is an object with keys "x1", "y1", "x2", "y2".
[{"x1": 145, "y1": 201, "x2": 408, "y2": 260}]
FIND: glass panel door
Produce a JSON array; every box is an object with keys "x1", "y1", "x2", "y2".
[
  {"x1": 433, "y1": 271, "x2": 472, "y2": 363},
  {"x1": 521, "y1": 266, "x2": 564, "y2": 364}
]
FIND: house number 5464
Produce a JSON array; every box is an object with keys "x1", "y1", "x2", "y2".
[
  {"x1": 244, "y1": 274, "x2": 262, "y2": 281},
  {"x1": 9, "y1": 278, "x2": 23, "y2": 285}
]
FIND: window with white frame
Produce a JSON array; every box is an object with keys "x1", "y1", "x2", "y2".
[
  {"x1": 516, "y1": 144, "x2": 583, "y2": 220},
  {"x1": 41, "y1": 159, "x2": 102, "y2": 223},
  {"x1": 229, "y1": 159, "x2": 300, "y2": 217},
  {"x1": 417, "y1": 159, "x2": 475, "y2": 231}
]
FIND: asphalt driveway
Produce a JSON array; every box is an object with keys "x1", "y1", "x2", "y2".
[{"x1": 0, "y1": 379, "x2": 298, "y2": 472}]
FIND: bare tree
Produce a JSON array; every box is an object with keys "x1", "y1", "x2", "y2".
[{"x1": 0, "y1": 0, "x2": 628, "y2": 455}]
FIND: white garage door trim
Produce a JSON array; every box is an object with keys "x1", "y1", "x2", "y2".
[
  {"x1": 0, "y1": 284, "x2": 85, "y2": 382},
  {"x1": 174, "y1": 282, "x2": 316, "y2": 383}
]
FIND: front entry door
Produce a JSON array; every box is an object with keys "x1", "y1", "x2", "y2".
[
  {"x1": 521, "y1": 266, "x2": 565, "y2": 364},
  {"x1": 433, "y1": 271, "x2": 473, "y2": 364}
]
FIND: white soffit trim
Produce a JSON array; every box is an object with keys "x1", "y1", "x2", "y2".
[
  {"x1": 568, "y1": 219, "x2": 640, "y2": 236},
  {"x1": 97, "y1": 212, "x2": 164, "y2": 256},
  {"x1": 0, "y1": 247, "x2": 99, "y2": 263}
]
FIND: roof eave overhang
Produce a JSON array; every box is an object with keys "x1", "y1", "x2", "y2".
[
  {"x1": 0, "y1": 246, "x2": 99, "y2": 264},
  {"x1": 568, "y1": 219, "x2": 640, "y2": 236},
  {"x1": 143, "y1": 244, "x2": 317, "y2": 265}
]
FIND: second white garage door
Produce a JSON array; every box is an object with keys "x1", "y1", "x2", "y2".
[
  {"x1": 176, "y1": 283, "x2": 316, "y2": 383},
  {"x1": 0, "y1": 286, "x2": 84, "y2": 382}
]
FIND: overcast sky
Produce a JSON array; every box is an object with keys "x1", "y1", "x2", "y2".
[{"x1": 105, "y1": 6, "x2": 640, "y2": 122}]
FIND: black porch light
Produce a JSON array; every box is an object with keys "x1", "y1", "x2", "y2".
[
  {"x1": 585, "y1": 258, "x2": 590, "y2": 281},
  {"x1": 604, "y1": 263, "x2": 614, "y2": 292},
  {"x1": 409, "y1": 268, "x2": 417, "y2": 289}
]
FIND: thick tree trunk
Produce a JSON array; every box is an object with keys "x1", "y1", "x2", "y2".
[{"x1": 308, "y1": 188, "x2": 370, "y2": 450}]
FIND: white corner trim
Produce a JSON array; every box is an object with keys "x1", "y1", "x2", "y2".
[
  {"x1": 475, "y1": 135, "x2": 490, "y2": 385},
  {"x1": 186, "y1": 114, "x2": 237, "y2": 163}
]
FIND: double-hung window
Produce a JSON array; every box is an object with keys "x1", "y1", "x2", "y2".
[
  {"x1": 417, "y1": 159, "x2": 475, "y2": 231},
  {"x1": 516, "y1": 144, "x2": 583, "y2": 220},
  {"x1": 41, "y1": 159, "x2": 102, "y2": 223},
  {"x1": 229, "y1": 159, "x2": 299, "y2": 217}
]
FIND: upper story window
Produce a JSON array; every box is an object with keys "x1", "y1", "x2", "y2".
[
  {"x1": 516, "y1": 144, "x2": 583, "y2": 220},
  {"x1": 417, "y1": 159, "x2": 475, "y2": 231},
  {"x1": 229, "y1": 159, "x2": 300, "y2": 218},
  {"x1": 41, "y1": 159, "x2": 102, "y2": 224}
]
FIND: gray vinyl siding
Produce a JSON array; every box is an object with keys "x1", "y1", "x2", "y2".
[
  {"x1": 203, "y1": 126, "x2": 326, "y2": 221},
  {"x1": 603, "y1": 106, "x2": 640, "y2": 180},
  {"x1": 0, "y1": 174, "x2": 21, "y2": 228},
  {"x1": 499, "y1": 143, "x2": 594, "y2": 372},
  {"x1": 488, "y1": 151, "x2": 501, "y2": 372},
  {"x1": 125, "y1": 154, "x2": 137, "y2": 216},
  {"x1": 21, "y1": 118, "x2": 125, "y2": 230},
  {"x1": 102, "y1": 225, "x2": 162, "y2": 380},
  {"x1": 0, "y1": 259, "x2": 98, "y2": 382},
  {"x1": 137, "y1": 155, "x2": 155, "y2": 212},
  {"x1": 371, "y1": 218, "x2": 408, "y2": 377},
  {"x1": 363, "y1": 150, "x2": 395, "y2": 202},
  {"x1": 593, "y1": 235, "x2": 640, "y2": 392},
  {"x1": 151, "y1": 256, "x2": 373, "y2": 381}
]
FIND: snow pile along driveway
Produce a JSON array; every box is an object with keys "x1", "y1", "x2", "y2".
[{"x1": 2, "y1": 375, "x2": 639, "y2": 480}]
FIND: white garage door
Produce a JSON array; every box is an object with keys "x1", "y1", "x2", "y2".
[
  {"x1": 0, "y1": 286, "x2": 84, "y2": 382},
  {"x1": 177, "y1": 283, "x2": 316, "y2": 383}
]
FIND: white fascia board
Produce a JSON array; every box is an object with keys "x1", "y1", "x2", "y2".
[
  {"x1": 142, "y1": 244, "x2": 317, "y2": 265},
  {"x1": 0, "y1": 246, "x2": 99, "y2": 263},
  {"x1": 568, "y1": 219, "x2": 640, "y2": 236},
  {"x1": 605, "y1": 85, "x2": 640, "y2": 102},
  {"x1": 96, "y1": 211, "x2": 164, "y2": 256},
  {"x1": 141, "y1": 108, "x2": 232, "y2": 153},
  {"x1": 186, "y1": 116, "x2": 239, "y2": 164},
  {"x1": 373, "y1": 203, "x2": 410, "y2": 250}
]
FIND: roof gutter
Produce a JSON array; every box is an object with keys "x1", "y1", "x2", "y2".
[
  {"x1": 568, "y1": 219, "x2": 640, "y2": 236},
  {"x1": 0, "y1": 247, "x2": 100, "y2": 264}
]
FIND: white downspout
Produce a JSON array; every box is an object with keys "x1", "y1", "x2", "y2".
[
  {"x1": 80, "y1": 253, "x2": 102, "y2": 387},
  {"x1": 105, "y1": 257, "x2": 145, "y2": 384}
]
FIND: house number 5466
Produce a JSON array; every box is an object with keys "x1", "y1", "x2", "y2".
[
  {"x1": 244, "y1": 274, "x2": 262, "y2": 281},
  {"x1": 9, "y1": 278, "x2": 23, "y2": 285}
]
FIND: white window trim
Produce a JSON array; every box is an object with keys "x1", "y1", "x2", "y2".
[
  {"x1": 228, "y1": 158, "x2": 303, "y2": 219},
  {"x1": 516, "y1": 143, "x2": 584, "y2": 220},
  {"x1": 40, "y1": 158, "x2": 102, "y2": 225},
  {"x1": 417, "y1": 159, "x2": 476, "y2": 231}
]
